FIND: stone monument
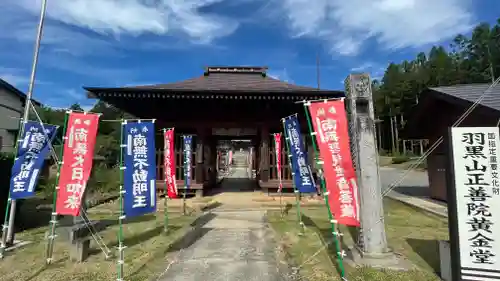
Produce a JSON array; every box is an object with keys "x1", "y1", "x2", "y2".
[
  {"x1": 57, "y1": 192, "x2": 108, "y2": 262},
  {"x1": 344, "y1": 73, "x2": 412, "y2": 269}
]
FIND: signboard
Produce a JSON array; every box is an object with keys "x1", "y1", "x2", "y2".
[
  {"x1": 123, "y1": 121, "x2": 157, "y2": 218},
  {"x1": 164, "y1": 128, "x2": 177, "y2": 198},
  {"x1": 183, "y1": 135, "x2": 192, "y2": 188},
  {"x1": 283, "y1": 115, "x2": 316, "y2": 193},
  {"x1": 274, "y1": 133, "x2": 283, "y2": 192},
  {"x1": 448, "y1": 127, "x2": 500, "y2": 280},
  {"x1": 308, "y1": 100, "x2": 360, "y2": 227},
  {"x1": 10, "y1": 122, "x2": 58, "y2": 199},
  {"x1": 55, "y1": 112, "x2": 99, "y2": 216},
  {"x1": 212, "y1": 128, "x2": 257, "y2": 136}
]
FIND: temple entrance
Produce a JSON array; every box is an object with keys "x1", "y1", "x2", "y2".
[{"x1": 209, "y1": 139, "x2": 257, "y2": 195}]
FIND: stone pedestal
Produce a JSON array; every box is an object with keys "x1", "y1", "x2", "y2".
[
  {"x1": 345, "y1": 245, "x2": 414, "y2": 271},
  {"x1": 55, "y1": 216, "x2": 108, "y2": 263},
  {"x1": 439, "y1": 240, "x2": 452, "y2": 281},
  {"x1": 70, "y1": 238, "x2": 91, "y2": 262}
]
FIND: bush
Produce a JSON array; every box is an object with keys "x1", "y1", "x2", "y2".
[
  {"x1": 378, "y1": 149, "x2": 389, "y2": 156},
  {"x1": 87, "y1": 164, "x2": 120, "y2": 194},
  {"x1": 391, "y1": 155, "x2": 410, "y2": 164},
  {"x1": 37, "y1": 175, "x2": 57, "y2": 198}
]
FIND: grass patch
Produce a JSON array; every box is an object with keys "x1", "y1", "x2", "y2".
[
  {"x1": 268, "y1": 198, "x2": 448, "y2": 281},
  {"x1": 0, "y1": 212, "x2": 197, "y2": 281},
  {"x1": 391, "y1": 156, "x2": 410, "y2": 164}
]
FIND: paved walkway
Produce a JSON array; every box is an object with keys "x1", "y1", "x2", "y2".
[
  {"x1": 158, "y1": 210, "x2": 289, "y2": 281},
  {"x1": 158, "y1": 152, "x2": 291, "y2": 281},
  {"x1": 379, "y1": 167, "x2": 448, "y2": 218}
]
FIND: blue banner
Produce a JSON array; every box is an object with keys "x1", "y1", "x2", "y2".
[
  {"x1": 284, "y1": 116, "x2": 317, "y2": 193},
  {"x1": 123, "y1": 121, "x2": 156, "y2": 218},
  {"x1": 183, "y1": 135, "x2": 192, "y2": 188},
  {"x1": 9, "y1": 122, "x2": 58, "y2": 199}
]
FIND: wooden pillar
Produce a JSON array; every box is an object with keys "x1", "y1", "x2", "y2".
[
  {"x1": 260, "y1": 125, "x2": 270, "y2": 182},
  {"x1": 195, "y1": 128, "x2": 206, "y2": 197},
  {"x1": 205, "y1": 136, "x2": 217, "y2": 188},
  {"x1": 211, "y1": 139, "x2": 218, "y2": 186}
]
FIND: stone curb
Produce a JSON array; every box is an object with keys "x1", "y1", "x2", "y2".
[{"x1": 386, "y1": 192, "x2": 448, "y2": 218}]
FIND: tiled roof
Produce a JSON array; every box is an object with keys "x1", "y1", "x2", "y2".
[
  {"x1": 84, "y1": 66, "x2": 342, "y2": 94},
  {"x1": 430, "y1": 83, "x2": 500, "y2": 112}
]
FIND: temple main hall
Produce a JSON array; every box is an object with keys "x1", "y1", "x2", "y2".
[{"x1": 84, "y1": 66, "x2": 344, "y2": 196}]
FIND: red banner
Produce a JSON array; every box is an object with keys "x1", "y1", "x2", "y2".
[
  {"x1": 308, "y1": 100, "x2": 360, "y2": 226},
  {"x1": 274, "y1": 133, "x2": 283, "y2": 191},
  {"x1": 55, "y1": 112, "x2": 100, "y2": 216},
  {"x1": 164, "y1": 128, "x2": 177, "y2": 198}
]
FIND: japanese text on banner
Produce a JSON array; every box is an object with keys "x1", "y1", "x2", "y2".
[
  {"x1": 10, "y1": 122, "x2": 58, "y2": 199},
  {"x1": 123, "y1": 121, "x2": 157, "y2": 218},
  {"x1": 274, "y1": 133, "x2": 283, "y2": 191},
  {"x1": 183, "y1": 136, "x2": 192, "y2": 188},
  {"x1": 284, "y1": 116, "x2": 316, "y2": 193},
  {"x1": 55, "y1": 113, "x2": 99, "y2": 216},
  {"x1": 164, "y1": 129, "x2": 177, "y2": 198},
  {"x1": 450, "y1": 127, "x2": 500, "y2": 277},
  {"x1": 308, "y1": 100, "x2": 360, "y2": 227}
]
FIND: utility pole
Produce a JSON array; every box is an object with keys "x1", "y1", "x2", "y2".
[
  {"x1": 6, "y1": 0, "x2": 48, "y2": 244},
  {"x1": 316, "y1": 52, "x2": 321, "y2": 89},
  {"x1": 487, "y1": 33, "x2": 499, "y2": 83},
  {"x1": 487, "y1": 44, "x2": 495, "y2": 83}
]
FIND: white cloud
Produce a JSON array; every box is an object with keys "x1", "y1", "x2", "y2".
[
  {"x1": 42, "y1": 88, "x2": 96, "y2": 110},
  {"x1": 268, "y1": 68, "x2": 294, "y2": 83},
  {"x1": 12, "y1": 0, "x2": 240, "y2": 44},
  {"x1": 350, "y1": 62, "x2": 374, "y2": 72},
  {"x1": 0, "y1": 67, "x2": 49, "y2": 90},
  {"x1": 275, "y1": 0, "x2": 474, "y2": 56},
  {"x1": 65, "y1": 89, "x2": 85, "y2": 100},
  {"x1": 0, "y1": 72, "x2": 30, "y2": 88}
]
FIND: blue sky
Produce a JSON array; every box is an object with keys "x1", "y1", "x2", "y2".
[{"x1": 0, "y1": 0, "x2": 499, "y2": 110}]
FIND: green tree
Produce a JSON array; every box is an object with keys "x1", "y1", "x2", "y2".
[{"x1": 374, "y1": 17, "x2": 500, "y2": 153}]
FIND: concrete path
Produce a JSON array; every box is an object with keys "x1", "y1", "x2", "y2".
[
  {"x1": 157, "y1": 210, "x2": 290, "y2": 281},
  {"x1": 158, "y1": 152, "x2": 291, "y2": 281},
  {"x1": 379, "y1": 166, "x2": 429, "y2": 195},
  {"x1": 379, "y1": 167, "x2": 448, "y2": 217}
]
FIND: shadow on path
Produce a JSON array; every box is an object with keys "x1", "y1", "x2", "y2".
[
  {"x1": 127, "y1": 212, "x2": 217, "y2": 279},
  {"x1": 301, "y1": 215, "x2": 345, "y2": 278},
  {"x1": 393, "y1": 186, "x2": 431, "y2": 198},
  {"x1": 206, "y1": 178, "x2": 258, "y2": 195}
]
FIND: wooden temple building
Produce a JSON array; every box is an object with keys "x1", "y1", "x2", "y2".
[
  {"x1": 85, "y1": 66, "x2": 344, "y2": 196},
  {"x1": 404, "y1": 83, "x2": 500, "y2": 201}
]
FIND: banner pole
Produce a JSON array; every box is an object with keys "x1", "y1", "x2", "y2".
[
  {"x1": 45, "y1": 111, "x2": 70, "y2": 264},
  {"x1": 279, "y1": 178, "x2": 283, "y2": 218},
  {"x1": 0, "y1": 119, "x2": 24, "y2": 258},
  {"x1": 5, "y1": 0, "x2": 48, "y2": 245},
  {"x1": 302, "y1": 103, "x2": 346, "y2": 278},
  {"x1": 117, "y1": 120, "x2": 126, "y2": 281},
  {"x1": 281, "y1": 121, "x2": 305, "y2": 234},
  {"x1": 162, "y1": 128, "x2": 169, "y2": 233}
]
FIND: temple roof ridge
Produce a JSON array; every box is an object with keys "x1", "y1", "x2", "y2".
[{"x1": 84, "y1": 65, "x2": 344, "y2": 95}]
